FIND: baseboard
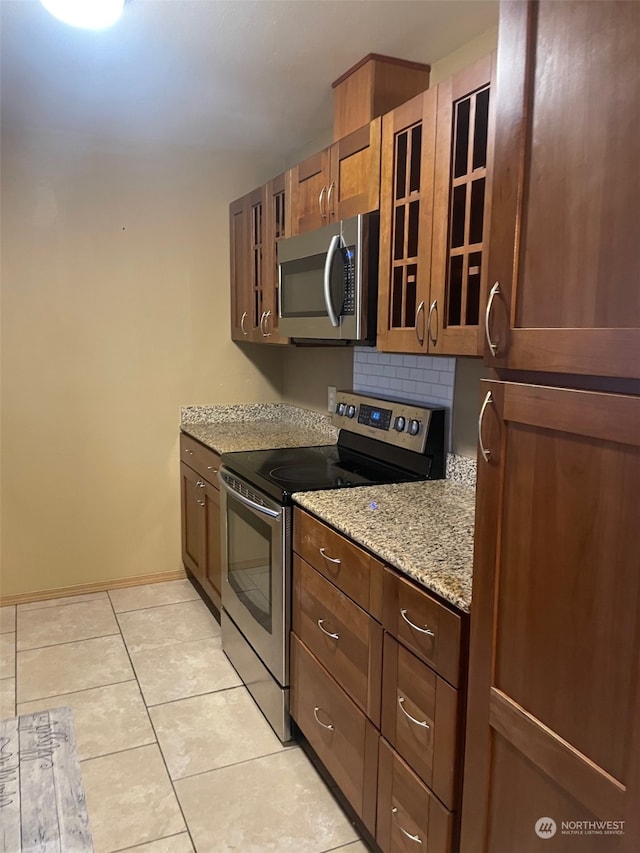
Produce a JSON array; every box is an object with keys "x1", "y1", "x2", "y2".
[{"x1": 0, "y1": 569, "x2": 187, "y2": 607}]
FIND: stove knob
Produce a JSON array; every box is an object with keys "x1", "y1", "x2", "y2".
[
  {"x1": 408, "y1": 419, "x2": 421, "y2": 436},
  {"x1": 346, "y1": 405, "x2": 356, "y2": 418},
  {"x1": 336, "y1": 403, "x2": 346, "y2": 416},
  {"x1": 394, "y1": 416, "x2": 406, "y2": 432}
]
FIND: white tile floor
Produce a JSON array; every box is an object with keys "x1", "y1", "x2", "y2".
[{"x1": 0, "y1": 582, "x2": 368, "y2": 853}]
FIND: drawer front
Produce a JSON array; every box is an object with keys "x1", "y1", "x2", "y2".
[
  {"x1": 293, "y1": 555, "x2": 382, "y2": 726},
  {"x1": 383, "y1": 568, "x2": 462, "y2": 687},
  {"x1": 382, "y1": 634, "x2": 459, "y2": 810},
  {"x1": 290, "y1": 634, "x2": 378, "y2": 833},
  {"x1": 293, "y1": 508, "x2": 384, "y2": 620},
  {"x1": 180, "y1": 434, "x2": 221, "y2": 487},
  {"x1": 377, "y1": 738, "x2": 453, "y2": 853}
]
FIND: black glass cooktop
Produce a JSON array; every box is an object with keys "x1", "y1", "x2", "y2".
[{"x1": 220, "y1": 443, "x2": 425, "y2": 504}]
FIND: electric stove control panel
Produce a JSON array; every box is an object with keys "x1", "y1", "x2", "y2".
[{"x1": 332, "y1": 391, "x2": 445, "y2": 454}]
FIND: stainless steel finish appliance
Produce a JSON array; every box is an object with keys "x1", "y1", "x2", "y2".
[
  {"x1": 277, "y1": 213, "x2": 379, "y2": 343},
  {"x1": 219, "y1": 391, "x2": 446, "y2": 742}
]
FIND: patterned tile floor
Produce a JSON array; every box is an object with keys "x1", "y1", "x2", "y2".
[{"x1": 0, "y1": 582, "x2": 368, "y2": 853}]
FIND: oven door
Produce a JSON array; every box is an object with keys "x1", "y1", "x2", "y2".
[{"x1": 218, "y1": 467, "x2": 290, "y2": 686}]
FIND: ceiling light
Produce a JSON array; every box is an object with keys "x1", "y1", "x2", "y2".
[{"x1": 40, "y1": 0, "x2": 125, "y2": 30}]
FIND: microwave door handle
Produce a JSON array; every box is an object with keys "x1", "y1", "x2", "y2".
[{"x1": 323, "y1": 234, "x2": 341, "y2": 327}]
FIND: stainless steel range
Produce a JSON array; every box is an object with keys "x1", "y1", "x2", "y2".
[{"x1": 218, "y1": 391, "x2": 446, "y2": 741}]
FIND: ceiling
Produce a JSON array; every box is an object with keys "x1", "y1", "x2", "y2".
[{"x1": 0, "y1": 0, "x2": 498, "y2": 156}]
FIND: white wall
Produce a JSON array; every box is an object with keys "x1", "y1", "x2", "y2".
[{"x1": 0, "y1": 127, "x2": 283, "y2": 598}]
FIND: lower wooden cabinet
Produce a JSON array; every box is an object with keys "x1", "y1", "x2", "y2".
[
  {"x1": 377, "y1": 737, "x2": 453, "y2": 853},
  {"x1": 381, "y1": 634, "x2": 459, "y2": 810},
  {"x1": 290, "y1": 633, "x2": 378, "y2": 834},
  {"x1": 179, "y1": 434, "x2": 222, "y2": 611},
  {"x1": 291, "y1": 508, "x2": 467, "y2": 852}
]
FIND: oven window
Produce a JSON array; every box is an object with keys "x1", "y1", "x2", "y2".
[
  {"x1": 227, "y1": 499, "x2": 273, "y2": 633},
  {"x1": 280, "y1": 254, "x2": 329, "y2": 318}
]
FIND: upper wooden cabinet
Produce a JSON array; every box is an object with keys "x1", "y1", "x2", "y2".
[
  {"x1": 290, "y1": 119, "x2": 381, "y2": 236},
  {"x1": 377, "y1": 56, "x2": 494, "y2": 355},
  {"x1": 484, "y1": 0, "x2": 640, "y2": 378},
  {"x1": 377, "y1": 89, "x2": 438, "y2": 353},
  {"x1": 461, "y1": 380, "x2": 640, "y2": 851},
  {"x1": 430, "y1": 53, "x2": 495, "y2": 356},
  {"x1": 230, "y1": 177, "x2": 290, "y2": 344}
]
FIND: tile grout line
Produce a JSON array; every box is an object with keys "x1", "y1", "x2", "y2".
[
  {"x1": 107, "y1": 588, "x2": 199, "y2": 853},
  {"x1": 16, "y1": 678, "x2": 138, "y2": 708},
  {"x1": 111, "y1": 830, "x2": 192, "y2": 852},
  {"x1": 16, "y1": 630, "x2": 121, "y2": 655}
]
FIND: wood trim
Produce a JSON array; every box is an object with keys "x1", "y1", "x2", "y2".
[
  {"x1": 0, "y1": 569, "x2": 187, "y2": 607},
  {"x1": 332, "y1": 53, "x2": 431, "y2": 88},
  {"x1": 503, "y1": 381, "x2": 640, "y2": 447},
  {"x1": 490, "y1": 687, "x2": 626, "y2": 821},
  {"x1": 506, "y1": 328, "x2": 640, "y2": 379}
]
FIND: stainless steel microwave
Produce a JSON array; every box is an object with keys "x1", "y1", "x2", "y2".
[{"x1": 277, "y1": 212, "x2": 379, "y2": 343}]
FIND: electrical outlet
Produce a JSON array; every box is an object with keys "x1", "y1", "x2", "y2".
[{"x1": 327, "y1": 385, "x2": 337, "y2": 414}]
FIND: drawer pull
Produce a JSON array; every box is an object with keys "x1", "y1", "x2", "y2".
[
  {"x1": 319, "y1": 547, "x2": 341, "y2": 566},
  {"x1": 398, "y1": 696, "x2": 430, "y2": 729},
  {"x1": 317, "y1": 619, "x2": 339, "y2": 640},
  {"x1": 196, "y1": 480, "x2": 206, "y2": 489},
  {"x1": 391, "y1": 808, "x2": 423, "y2": 845},
  {"x1": 400, "y1": 609, "x2": 435, "y2": 637},
  {"x1": 197, "y1": 500, "x2": 205, "y2": 507},
  {"x1": 313, "y1": 706, "x2": 334, "y2": 731},
  {"x1": 207, "y1": 466, "x2": 218, "y2": 473},
  {"x1": 185, "y1": 448, "x2": 194, "y2": 455}
]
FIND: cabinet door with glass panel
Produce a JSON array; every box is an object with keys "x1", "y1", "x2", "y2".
[
  {"x1": 429, "y1": 53, "x2": 495, "y2": 355},
  {"x1": 261, "y1": 172, "x2": 291, "y2": 344},
  {"x1": 377, "y1": 88, "x2": 438, "y2": 353},
  {"x1": 229, "y1": 186, "x2": 265, "y2": 342}
]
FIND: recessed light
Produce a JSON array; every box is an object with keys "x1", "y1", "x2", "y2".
[{"x1": 40, "y1": 0, "x2": 126, "y2": 30}]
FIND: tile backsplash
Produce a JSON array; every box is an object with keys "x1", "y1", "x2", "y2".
[{"x1": 353, "y1": 348, "x2": 455, "y2": 408}]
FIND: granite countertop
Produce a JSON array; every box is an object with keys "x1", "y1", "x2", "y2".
[
  {"x1": 293, "y1": 480, "x2": 476, "y2": 613},
  {"x1": 180, "y1": 403, "x2": 338, "y2": 455}
]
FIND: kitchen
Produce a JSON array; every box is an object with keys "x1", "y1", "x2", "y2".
[{"x1": 1, "y1": 1, "x2": 639, "y2": 852}]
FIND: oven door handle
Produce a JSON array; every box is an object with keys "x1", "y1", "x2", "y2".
[{"x1": 218, "y1": 472, "x2": 282, "y2": 519}]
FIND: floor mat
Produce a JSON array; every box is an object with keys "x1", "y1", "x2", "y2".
[{"x1": 0, "y1": 707, "x2": 93, "y2": 852}]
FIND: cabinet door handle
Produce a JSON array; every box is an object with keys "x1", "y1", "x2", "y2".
[
  {"x1": 391, "y1": 809, "x2": 423, "y2": 845},
  {"x1": 414, "y1": 300, "x2": 425, "y2": 345},
  {"x1": 400, "y1": 608, "x2": 435, "y2": 637},
  {"x1": 197, "y1": 500, "x2": 205, "y2": 507},
  {"x1": 264, "y1": 310, "x2": 272, "y2": 337},
  {"x1": 398, "y1": 696, "x2": 430, "y2": 729},
  {"x1": 313, "y1": 706, "x2": 334, "y2": 731},
  {"x1": 317, "y1": 619, "x2": 339, "y2": 640},
  {"x1": 327, "y1": 181, "x2": 335, "y2": 217},
  {"x1": 319, "y1": 547, "x2": 341, "y2": 566},
  {"x1": 260, "y1": 311, "x2": 268, "y2": 337},
  {"x1": 318, "y1": 185, "x2": 327, "y2": 220},
  {"x1": 207, "y1": 466, "x2": 218, "y2": 473},
  {"x1": 485, "y1": 281, "x2": 501, "y2": 356},
  {"x1": 478, "y1": 390, "x2": 493, "y2": 463},
  {"x1": 427, "y1": 299, "x2": 438, "y2": 346},
  {"x1": 240, "y1": 311, "x2": 248, "y2": 336}
]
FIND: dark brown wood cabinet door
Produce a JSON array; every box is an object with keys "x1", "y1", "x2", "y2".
[
  {"x1": 291, "y1": 148, "x2": 331, "y2": 235},
  {"x1": 201, "y1": 480, "x2": 221, "y2": 610},
  {"x1": 180, "y1": 462, "x2": 204, "y2": 583},
  {"x1": 461, "y1": 380, "x2": 640, "y2": 852},
  {"x1": 430, "y1": 53, "x2": 495, "y2": 356},
  {"x1": 229, "y1": 195, "x2": 250, "y2": 341},
  {"x1": 261, "y1": 172, "x2": 291, "y2": 344},
  {"x1": 485, "y1": 1, "x2": 640, "y2": 378},
  {"x1": 290, "y1": 634, "x2": 379, "y2": 834},
  {"x1": 377, "y1": 738, "x2": 454, "y2": 853},
  {"x1": 329, "y1": 118, "x2": 381, "y2": 222},
  {"x1": 245, "y1": 185, "x2": 265, "y2": 342},
  {"x1": 377, "y1": 89, "x2": 437, "y2": 354}
]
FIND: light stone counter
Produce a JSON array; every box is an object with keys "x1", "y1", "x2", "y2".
[
  {"x1": 293, "y1": 480, "x2": 475, "y2": 613},
  {"x1": 180, "y1": 403, "x2": 337, "y2": 454}
]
